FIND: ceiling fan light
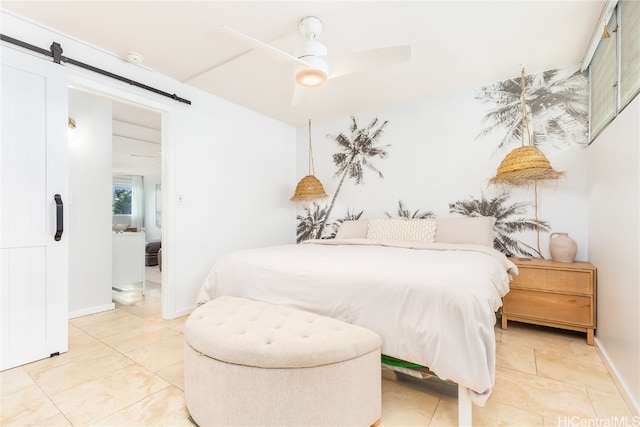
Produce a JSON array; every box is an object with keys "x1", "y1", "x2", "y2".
[
  {"x1": 296, "y1": 68, "x2": 328, "y2": 87},
  {"x1": 295, "y1": 55, "x2": 329, "y2": 87}
]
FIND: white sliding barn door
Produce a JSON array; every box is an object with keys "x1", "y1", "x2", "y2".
[{"x1": 0, "y1": 46, "x2": 69, "y2": 370}]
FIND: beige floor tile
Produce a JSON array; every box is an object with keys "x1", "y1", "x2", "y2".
[
  {"x1": 67, "y1": 329, "x2": 108, "y2": 357},
  {"x1": 50, "y1": 364, "x2": 170, "y2": 426},
  {"x1": 21, "y1": 338, "x2": 110, "y2": 377},
  {"x1": 587, "y1": 387, "x2": 634, "y2": 418},
  {"x1": 162, "y1": 315, "x2": 190, "y2": 333},
  {"x1": 535, "y1": 349, "x2": 618, "y2": 392},
  {"x1": 102, "y1": 323, "x2": 180, "y2": 353},
  {"x1": 500, "y1": 323, "x2": 583, "y2": 355},
  {"x1": 570, "y1": 339, "x2": 602, "y2": 362},
  {"x1": 492, "y1": 366, "x2": 596, "y2": 419},
  {"x1": 543, "y1": 415, "x2": 564, "y2": 426},
  {"x1": 0, "y1": 367, "x2": 37, "y2": 397},
  {"x1": 479, "y1": 399, "x2": 545, "y2": 427},
  {"x1": 156, "y1": 360, "x2": 185, "y2": 390},
  {"x1": 92, "y1": 385, "x2": 191, "y2": 426},
  {"x1": 69, "y1": 308, "x2": 130, "y2": 327},
  {"x1": 79, "y1": 312, "x2": 153, "y2": 339},
  {"x1": 496, "y1": 340, "x2": 537, "y2": 375},
  {"x1": 118, "y1": 301, "x2": 162, "y2": 319},
  {"x1": 125, "y1": 334, "x2": 184, "y2": 372},
  {"x1": 381, "y1": 408, "x2": 433, "y2": 427},
  {"x1": 0, "y1": 382, "x2": 60, "y2": 426},
  {"x1": 25, "y1": 345, "x2": 134, "y2": 396},
  {"x1": 380, "y1": 371, "x2": 440, "y2": 426},
  {"x1": 426, "y1": 395, "x2": 457, "y2": 427},
  {"x1": 68, "y1": 323, "x2": 86, "y2": 338},
  {"x1": 32, "y1": 413, "x2": 73, "y2": 427},
  {"x1": 429, "y1": 394, "x2": 545, "y2": 426}
]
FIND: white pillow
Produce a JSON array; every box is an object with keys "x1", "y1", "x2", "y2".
[
  {"x1": 367, "y1": 218, "x2": 437, "y2": 243},
  {"x1": 434, "y1": 216, "x2": 496, "y2": 247},
  {"x1": 335, "y1": 219, "x2": 370, "y2": 239}
]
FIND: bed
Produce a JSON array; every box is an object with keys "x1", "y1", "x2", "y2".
[{"x1": 196, "y1": 217, "x2": 517, "y2": 425}]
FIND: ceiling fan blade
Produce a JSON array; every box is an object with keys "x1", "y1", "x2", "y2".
[
  {"x1": 219, "y1": 25, "x2": 311, "y2": 68},
  {"x1": 291, "y1": 83, "x2": 310, "y2": 107},
  {"x1": 328, "y1": 45, "x2": 411, "y2": 79}
]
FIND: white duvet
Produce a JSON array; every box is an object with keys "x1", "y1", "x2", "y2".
[{"x1": 197, "y1": 238, "x2": 517, "y2": 405}]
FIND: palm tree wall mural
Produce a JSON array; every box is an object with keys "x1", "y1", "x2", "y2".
[
  {"x1": 301, "y1": 116, "x2": 390, "y2": 240},
  {"x1": 293, "y1": 65, "x2": 589, "y2": 259},
  {"x1": 475, "y1": 68, "x2": 588, "y2": 153},
  {"x1": 296, "y1": 204, "x2": 363, "y2": 243},
  {"x1": 385, "y1": 200, "x2": 435, "y2": 219},
  {"x1": 449, "y1": 192, "x2": 550, "y2": 258}
]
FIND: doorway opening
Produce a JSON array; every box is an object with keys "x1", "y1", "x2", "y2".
[{"x1": 110, "y1": 100, "x2": 162, "y2": 315}]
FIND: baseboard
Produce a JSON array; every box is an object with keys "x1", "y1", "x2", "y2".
[
  {"x1": 595, "y1": 337, "x2": 640, "y2": 416},
  {"x1": 68, "y1": 303, "x2": 116, "y2": 319},
  {"x1": 164, "y1": 305, "x2": 194, "y2": 320}
]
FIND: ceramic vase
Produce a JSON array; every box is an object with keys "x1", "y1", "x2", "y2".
[{"x1": 549, "y1": 232, "x2": 577, "y2": 263}]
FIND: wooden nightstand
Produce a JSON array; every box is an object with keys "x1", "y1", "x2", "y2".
[{"x1": 502, "y1": 257, "x2": 597, "y2": 345}]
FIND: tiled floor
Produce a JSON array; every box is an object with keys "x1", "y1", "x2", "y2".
[{"x1": 1, "y1": 271, "x2": 634, "y2": 426}]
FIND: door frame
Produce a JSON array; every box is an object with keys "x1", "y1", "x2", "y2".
[{"x1": 68, "y1": 70, "x2": 176, "y2": 320}]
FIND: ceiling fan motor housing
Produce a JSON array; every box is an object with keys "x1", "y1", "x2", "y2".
[
  {"x1": 295, "y1": 39, "x2": 327, "y2": 59},
  {"x1": 299, "y1": 16, "x2": 322, "y2": 39}
]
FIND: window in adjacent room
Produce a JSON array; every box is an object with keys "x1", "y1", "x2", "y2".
[
  {"x1": 113, "y1": 174, "x2": 144, "y2": 230},
  {"x1": 113, "y1": 182, "x2": 132, "y2": 215}
]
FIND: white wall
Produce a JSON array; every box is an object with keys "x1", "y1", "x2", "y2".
[
  {"x1": 165, "y1": 92, "x2": 296, "y2": 316},
  {"x1": 588, "y1": 96, "x2": 640, "y2": 414},
  {"x1": 2, "y1": 10, "x2": 297, "y2": 319},
  {"x1": 68, "y1": 89, "x2": 114, "y2": 317}
]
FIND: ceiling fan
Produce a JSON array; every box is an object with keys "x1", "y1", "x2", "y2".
[{"x1": 219, "y1": 16, "x2": 411, "y2": 104}]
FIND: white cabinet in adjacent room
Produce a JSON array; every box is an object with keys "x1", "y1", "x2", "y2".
[{"x1": 112, "y1": 232, "x2": 145, "y2": 294}]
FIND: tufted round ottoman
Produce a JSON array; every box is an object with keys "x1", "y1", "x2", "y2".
[{"x1": 184, "y1": 296, "x2": 382, "y2": 427}]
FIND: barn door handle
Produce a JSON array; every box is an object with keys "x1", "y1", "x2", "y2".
[{"x1": 54, "y1": 194, "x2": 63, "y2": 241}]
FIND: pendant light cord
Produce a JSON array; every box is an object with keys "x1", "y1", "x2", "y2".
[
  {"x1": 535, "y1": 180, "x2": 542, "y2": 256},
  {"x1": 520, "y1": 67, "x2": 532, "y2": 148},
  {"x1": 521, "y1": 67, "x2": 542, "y2": 257},
  {"x1": 308, "y1": 118, "x2": 316, "y2": 175}
]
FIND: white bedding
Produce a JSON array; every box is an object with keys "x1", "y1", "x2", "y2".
[{"x1": 197, "y1": 238, "x2": 517, "y2": 405}]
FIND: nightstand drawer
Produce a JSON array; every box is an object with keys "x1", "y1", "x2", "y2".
[
  {"x1": 513, "y1": 268, "x2": 592, "y2": 294},
  {"x1": 503, "y1": 289, "x2": 593, "y2": 327}
]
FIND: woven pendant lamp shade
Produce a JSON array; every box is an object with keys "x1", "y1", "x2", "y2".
[
  {"x1": 490, "y1": 68, "x2": 564, "y2": 187},
  {"x1": 291, "y1": 119, "x2": 328, "y2": 203},
  {"x1": 490, "y1": 146, "x2": 565, "y2": 186},
  {"x1": 291, "y1": 175, "x2": 327, "y2": 202}
]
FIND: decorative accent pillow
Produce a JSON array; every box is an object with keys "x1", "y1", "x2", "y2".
[
  {"x1": 335, "y1": 219, "x2": 370, "y2": 239},
  {"x1": 434, "y1": 216, "x2": 496, "y2": 247},
  {"x1": 367, "y1": 218, "x2": 437, "y2": 243}
]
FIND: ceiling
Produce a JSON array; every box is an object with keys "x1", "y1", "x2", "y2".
[
  {"x1": 2, "y1": 1, "x2": 605, "y2": 127},
  {"x1": 111, "y1": 101, "x2": 161, "y2": 176}
]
